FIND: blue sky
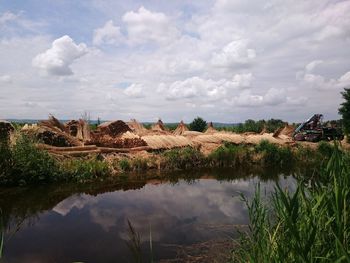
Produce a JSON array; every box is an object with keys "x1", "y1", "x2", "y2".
[{"x1": 0, "y1": 0, "x2": 350, "y2": 122}]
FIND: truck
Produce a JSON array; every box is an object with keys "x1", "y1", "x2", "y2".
[{"x1": 293, "y1": 114, "x2": 344, "y2": 142}]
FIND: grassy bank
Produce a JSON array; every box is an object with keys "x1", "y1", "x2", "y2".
[
  {"x1": 231, "y1": 142, "x2": 350, "y2": 262},
  {"x1": 0, "y1": 134, "x2": 340, "y2": 186}
]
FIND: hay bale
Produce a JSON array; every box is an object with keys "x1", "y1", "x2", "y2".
[
  {"x1": 97, "y1": 120, "x2": 131, "y2": 137},
  {"x1": 173, "y1": 120, "x2": 189, "y2": 135}
]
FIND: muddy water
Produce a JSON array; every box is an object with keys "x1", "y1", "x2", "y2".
[{"x1": 0, "y1": 169, "x2": 295, "y2": 263}]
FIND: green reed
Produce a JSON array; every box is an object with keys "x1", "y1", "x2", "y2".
[{"x1": 232, "y1": 142, "x2": 350, "y2": 262}]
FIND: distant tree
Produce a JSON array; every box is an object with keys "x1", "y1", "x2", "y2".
[
  {"x1": 339, "y1": 88, "x2": 350, "y2": 140},
  {"x1": 189, "y1": 117, "x2": 207, "y2": 132}
]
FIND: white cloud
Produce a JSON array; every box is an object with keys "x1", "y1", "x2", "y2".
[
  {"x1": 123, "y1": 83, "x2": 145, "y2": 98},
  {"x1": 163, "y1": 74, "x2": 253, "y2": 100},
  {"x1": 211, "y1": 40, "x2": 256, "y2": 68},
  {"x1": 122, "y1": 6, "x2": 179, "y2": 45},
  {"x1": 0, "y1": 75, "x2": 12, "y2": 83},
  {"x1": 32, "y1": 35, "x2": 88, "y2": 76},
  {"x1": 93, "y1": 20, "x2": 122, "y2": 46},
  {"x1": 305, "y1": 60, "x2": 323, "y2": 72},
  {"x1": 0, "y1": 11, "x2": 18, "y2": 26}
]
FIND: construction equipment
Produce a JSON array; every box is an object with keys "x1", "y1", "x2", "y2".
[{"x1": 293, "y1": 114, "x2": 344, "y2": 142}]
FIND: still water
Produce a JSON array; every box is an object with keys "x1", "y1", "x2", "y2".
[{"x1": 0, "y1": 169, "x2": 294, "y2": 262}]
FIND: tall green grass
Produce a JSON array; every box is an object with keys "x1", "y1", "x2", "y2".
[{"x1": 232, "y1": 142, "x2": 350, "y2": 262}]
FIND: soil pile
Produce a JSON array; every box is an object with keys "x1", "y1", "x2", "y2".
[
  {"x1": 173, "y1": 120, "x2": 189, "y2": 135},
  {"x1": 97, "y1": 121, "x2": 132, "y2": 137}
]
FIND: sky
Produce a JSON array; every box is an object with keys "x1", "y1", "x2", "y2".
[{"x1": 0, "y1": 0, "x2": 350, "y2": 122}]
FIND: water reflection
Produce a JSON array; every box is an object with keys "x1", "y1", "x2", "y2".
[{"x1": 0, "y1": 168, "x2": 295, "y2": 262}]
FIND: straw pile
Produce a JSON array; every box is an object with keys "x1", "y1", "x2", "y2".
[
  {"x1": 205, "y1": 122, "x2": 217, "y2": 134},
  {"x1": 127, "y1": 119, "x2": 148, "y2": 135},
  {"x1": 97, "y1": 120, "x2": 132, "y2": 137},
  {"x1": 141, "y1": 135, "x2": 193, "y2": 149},
  {"x1": 35, "y1": 115, "x2": 83, "y2": 147},
  {"x1": 65, "y1": 119, "x2": 91, "y2": 141},
  {"x1": 151, "y1": 119, "x2": 167, "y2": 132},
  {"x1": 173, "y1": 120, "x2": 189, "y2": 135}
]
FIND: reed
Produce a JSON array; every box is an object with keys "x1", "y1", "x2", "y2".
[{"x1": 232, "y1": 142, "x2": 350, "y2": 262}]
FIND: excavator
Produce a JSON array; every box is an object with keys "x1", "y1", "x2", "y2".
[{"x1": 293, "y1": 114, "x2": 344, "y2": 142}]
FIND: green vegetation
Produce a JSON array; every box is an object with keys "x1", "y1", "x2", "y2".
[
  {"x1": 218, "y1": 119, "x2": 286, "y2": 133},
  {"x1": 0, "y1": 135, "x2": 61, "y2": 185},
  {"x1": 61, "y1": 158, "x2": 110, "y2": 183},
  {"x1": 0, "y1": 135, "x2": 110, "y2": 186},
  {"x1": 339, "y1": 87, "x2": 350, "y2": 141},
  {"x1": 255, "y1": 140, "x2": 294, "y2": 168},
  {"x1": 119, "y1": 158, "x2": 131, "y2": 172},
  {"x1": 232, "y1": 143, "x2": 350, "y2": 262},
  {"x1": 161, "y1": 147, "x2": 205, "y2": 170},
  {"x1": 189, "y1": 117, "x2": 207, "y2": 132},
  {"x1": 208, "y1": 143, "x2": 252, "y2": 167}
]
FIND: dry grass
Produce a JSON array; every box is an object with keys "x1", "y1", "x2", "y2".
[{"x1": 142, "y1": 135, "x2": 193, "y2": 149}]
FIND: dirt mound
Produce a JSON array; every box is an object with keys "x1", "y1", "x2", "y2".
[
  {"x1": 205, "y1": 122, "x2": 217, "y2": 134},
  {"x1": 173, "y1": 120, "x2": 189, "y2": 135},
  {"x1": 65, "y1": 119, "x2": 91, "y2": 141},
  {"x1": 97, "y1": 120, "x2": 131, "y2": 137}
]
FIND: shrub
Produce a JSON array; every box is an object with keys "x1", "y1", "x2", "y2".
[
  {"x1": 189, "y1": 117, "x2": 207, "y2": 132},
  {"x1": 61, "y1": 158, "x2": 110, "y2": 182},
  {"x1": 255, "y1": 140, "x2": 293, "y2": 167},
  {"x1": 119, "y1": 158, "x2": 131, "y2": 172},
  {"x1": 209, "y1": 143, "x2": 251, "y2": 167},
  {"x1": 8, "y1": 135, "x2": 61, "y2": 185},
  {"x1": 162, "y1": 147, "x2": 204, "y2": 170},
  {"x1": 130, "y1": 158, "x2": 148, "y2": 171}
]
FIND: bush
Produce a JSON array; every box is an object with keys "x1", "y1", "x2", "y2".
[
  {"x1": 130, "y1": 158, "x2": 148, "y2": 171},
  {"x1": 255, "y1": 140, "x2": 293, "y2": 167},
  {"x1": 119, "y1": 158, "x2": 131, "y2": 172},
  {"x1": 6, "y1": 135, "x2": 61, "y2": 185},
  {"x1": 61, "y1": 158, "x2": 110, "y2": 182},
  {"x1": 209, "y1": 143, "x2": 251, "y2": 167},
  {"x1": 162, "y1": 147, "x2": 204, "y2": 170},
  {"x1": 189, "y1": 117, "x2": 207, "y2": 132}
]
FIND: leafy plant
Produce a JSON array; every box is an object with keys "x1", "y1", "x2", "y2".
[{"x1": 189, "y1": 117, "x2": 207, "y2": 132}]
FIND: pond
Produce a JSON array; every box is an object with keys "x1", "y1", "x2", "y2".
[{"x1": 0, "y1": 168, "x2": 295, "y2": 263}]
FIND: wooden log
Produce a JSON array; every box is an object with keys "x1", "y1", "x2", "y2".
[
  {"x1": 48, "y1": 149, "x2": 101, "y2": 157},
  {"x1": 98, "y1": 146, "x2": 152, "y2": 153},
  {"x1": 37, "y1": 144, "x2": 97, "y2": 152}
]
